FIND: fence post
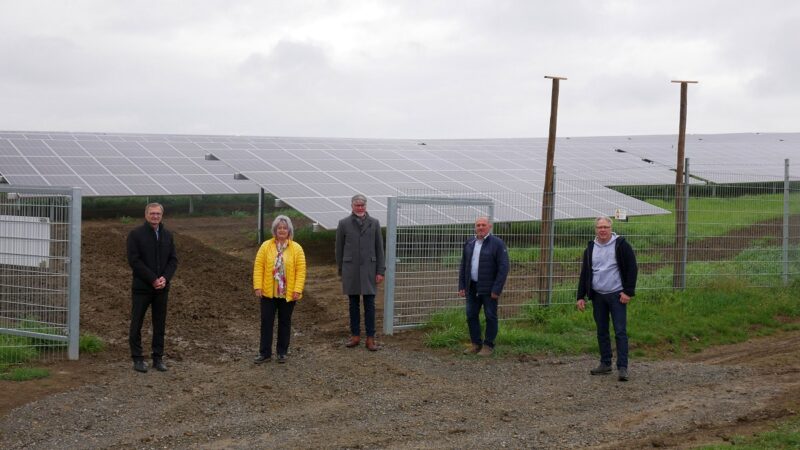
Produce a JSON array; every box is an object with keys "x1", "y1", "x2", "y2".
[
  {"x1": 671, "y1": 80, "x2": 697, "y2": 291},
  {"x1": 68, "y1": 187, "x2": 82, "y2": 360},
  {"x1": 681, "y1": 158, "x2": 690, "y2": 289},
  {"x1": 783, "y1": 159, "x2": 790, "y2": 286},
  {"x1": 383, "y1": 197, "x2": 398, "y2": 336},
  {"x1": 257, "y1": 188, "x2": 265, "y2": 244},
  {"x1": 539, "y1": 75, "x2": 566, "y2": 305},
  {"x1": 544, "y1": 167, "x2": 557, "y2": 305}
]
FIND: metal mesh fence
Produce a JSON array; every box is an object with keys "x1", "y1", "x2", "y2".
[
  {"x1": 385, "y1": 161, "x2": 800, "y2": 332},
  {"x1": 0, "y1": 186, "x2": 81, "y2": 365}
]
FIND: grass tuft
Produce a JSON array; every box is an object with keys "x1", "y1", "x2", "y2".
[{"x1": 0, "y1": 367, "x2": 50, "y2": 381}]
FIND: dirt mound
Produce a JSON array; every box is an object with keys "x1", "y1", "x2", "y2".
[{"x1": 80, "y1": 217, "x2": 352, "y2": 363}]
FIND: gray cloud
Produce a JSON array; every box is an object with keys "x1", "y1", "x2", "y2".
[{"x1": 0, "y1": 1, "x2": 798, "y2": 138}]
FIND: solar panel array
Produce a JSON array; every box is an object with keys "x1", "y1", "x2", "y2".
[
  {"x1": 1, "y1": 131, "x2": 795, "y2": 229},
  {"x1": 603, "y1": 133, "x2": 799, "y2": 183},
  {"x1": 0, "y1": 131, "x2": 256, "y2": 196},
  {"x1": 202, "y1": 137, "x2": 670, "y2": 228}
]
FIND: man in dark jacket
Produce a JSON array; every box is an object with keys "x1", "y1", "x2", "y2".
[
  {"x1": 576, "y1": 216, "x2": 637, "y2": 381},
  {"x1": 336, "y1": 194, "x2": 385, "y2": 351},
  {"x1": 458, "y1": 216, "x2": 509, "y2": 356},
  {"x1": 127, "y1": 203, "x2": 178, "y2": 373}
]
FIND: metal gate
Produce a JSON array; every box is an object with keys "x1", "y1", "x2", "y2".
[
  {"x1": 383, "y1": 195, "x2": 493, "y2": 335},
  {"x1": 0, "y1": 185, "x2": 81, "y2": 362}
]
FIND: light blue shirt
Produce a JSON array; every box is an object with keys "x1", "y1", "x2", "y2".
[{"x1": 470, "y1": 237, "x2": 484, "y2": 282}]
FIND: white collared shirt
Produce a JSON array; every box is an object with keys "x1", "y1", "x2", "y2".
[{"x1": 470, "y1": 237, "x2": 484, "y2": 282}]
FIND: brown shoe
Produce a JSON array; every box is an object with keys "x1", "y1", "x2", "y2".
[
  {"x1": 477, "y1": 345, "x2": 494, "y2": 356},
  {"x1": 365, "y1": 336, "x2": 379, "y2": 351},
  {"x1": 462, "y1": 344, "x2": 482, "y2": 355},
  {"x1": 345, "y1": 336, "x2": 361, "y2": 348}
]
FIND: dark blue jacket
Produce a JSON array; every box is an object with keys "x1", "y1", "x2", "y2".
[
  {"x1": 576, "y1": 236, "x2": 637, "y2": 300},
  {"x1": 458, "y1": 234, "x2": 510, "y2": 296}
]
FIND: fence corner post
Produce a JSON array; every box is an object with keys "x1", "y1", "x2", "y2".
[
  {"x1": 383, "y1": 197, "x2": 398, "y2": 335},
  {"x1": 68, "y1": 187, "x2": 82, "y2": 360}
]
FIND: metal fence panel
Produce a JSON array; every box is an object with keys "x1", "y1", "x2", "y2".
[
  {"x1": 0, "y1": 185, "x2": 81, "y2": 364},
  {"x1": 385, "y1": 161, "x2": 800, "y2": 333}
]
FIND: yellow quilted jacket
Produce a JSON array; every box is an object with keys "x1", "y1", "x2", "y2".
[{"x1": 252, "y1": 239, "x2": 307, "y2": 301}]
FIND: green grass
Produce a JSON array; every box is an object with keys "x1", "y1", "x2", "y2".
[
  {"x1": 0, "y1": 334, "x2": 40, "y2": 364},
  {"x1": 698, "y1": 414, "x2": 800, "y2": 449},
  {"x1": 0, "y1": 332, "x2": 105, "y2": 366},
  {"x1": 0, "y1": 367, "x2": 50, "y2": 381},
  {"x1": 424, "y1": 279, "x2": 800, "y2": 358},
  {"x1": 230, "y1": 210, "x2": 251, "y2": 218},
  {"x1": 614, "y1": 194, "x2": 799, "y2": 249},
  {"x1": 507, "y1": 246, "x2": 583, "y2": 263},
  {"x1": 79, "y1": 334, "x2": 105, "y2": 354},
  {"x1": 294, "y1": 227, "x2": 336, "y2": 243}
]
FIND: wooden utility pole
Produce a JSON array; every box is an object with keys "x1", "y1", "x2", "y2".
[
  {"x1": 538, "y1": 75, "x2": 567, "y2": 305},
  {"x1": 671, "y1": 80, "x2": 697, "y2": 290}
]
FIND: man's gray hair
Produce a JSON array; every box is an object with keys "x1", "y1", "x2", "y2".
[
  {"x1": 271, "y1": 214, "x2": 295, "y2": 239},
  {"x1": 351, "y1": 194, "x2": 367, "y2": 205},
  {"x1": 595, "y1": 216, "x2": 613, "y2": 226},
  {"x1": 145, "y1": 202, "x2": 164, "y2": 214},
  {"x1": 476, "y1": 215, "x2": 492, "y2": 224}
]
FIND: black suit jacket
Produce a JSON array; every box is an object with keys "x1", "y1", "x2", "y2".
[{"x1": 127, "y1": 221, "x2": 178, "y2": 293}]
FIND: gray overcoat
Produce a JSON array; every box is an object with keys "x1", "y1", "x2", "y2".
[{"x1": 335, "y1": 213, "x2": 386, "y2": 295}]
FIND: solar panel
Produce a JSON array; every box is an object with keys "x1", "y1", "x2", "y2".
[
  {"x1": 2, "y1": 131, "x2": 795, "y2": 229},
  {"x1": 606, "y1": 133, "x2": 799, "y2": 183},
  {"x1": 0, "y1": 133, "x2": 257, "y2": 196}
]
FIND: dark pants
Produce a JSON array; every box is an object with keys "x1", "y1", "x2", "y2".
[
  {"x1": 465, "y1": 283, "x2": 498, "y2": 348},
  {"x1": 259, "y1": 297, "x2": 296, "y2": 357},
  {"x1": 592, "y1": 290, "x2": 628, "y2": 369},
  {"x1": 129, "y1": 289, "x2": 168, "y2": 361},
  {"x1": 348, "y1": 294, "x2": 375, "y2": 337}
]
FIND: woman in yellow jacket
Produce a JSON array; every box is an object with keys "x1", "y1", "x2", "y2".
[{"x1": 252, "y1": 215, "x2": 306, "y2": 363}]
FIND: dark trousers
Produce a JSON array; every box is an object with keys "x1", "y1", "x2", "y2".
[
  {"x1": 259, "y1": 297, "x2": 296, "y2": 357},
  {"x1": 465, "y1": 282, "x2": 498, "y2": 348},
  {"x1": 348, "y1": 294, "x2": 375, "y2": 337},
  {"x1": 592, "y1": 290, "x2": 628, "y2": 368},
  {"x1": 129, "y1": 289, "x2": 168, "y2": 361}
]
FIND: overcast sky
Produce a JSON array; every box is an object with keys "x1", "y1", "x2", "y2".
[{"x1": 1, "y1": 1, "x2": 798, "y2": 139}]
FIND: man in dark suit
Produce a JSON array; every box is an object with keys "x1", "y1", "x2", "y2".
[
  {"x1": 127, "y1": 203, "x2": 178, "y2": 373},
  {"x1": 458, "y1": 216, "x2": 509, "y2": 356},
  {"x1": 336, "y1": 194, "x2": 385, "y2": 351}
]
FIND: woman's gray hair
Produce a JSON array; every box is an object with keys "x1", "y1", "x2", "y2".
[
  {"x1": 271, "y1": 214, "x2": 295, "y2": 239},
  {"x1": 351, "y1": 194, "x2": 367, "y2": 205}
]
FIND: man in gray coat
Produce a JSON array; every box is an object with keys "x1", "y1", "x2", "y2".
[{"x1": 336, "y1": 194, "x2": 386, "y2": 351}]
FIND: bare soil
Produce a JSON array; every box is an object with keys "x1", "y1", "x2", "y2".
[{"x1": 1, "y1": 215, "x2": 799, "y2": 449}]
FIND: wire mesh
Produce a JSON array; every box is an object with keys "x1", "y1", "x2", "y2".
[
  {"x1": 386, "y1": 161, "x2": 800, "y2": 331},
  {"x1": 0, "y1": 187, "x2": 78, "y2": 366}
]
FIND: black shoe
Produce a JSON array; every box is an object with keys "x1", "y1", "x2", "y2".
[
  {"x1": 153, "y1": 360, "x2": 168, "y2": 372},
  {"x1": 277, "y1": 354, "x2": 287, "y2": 364},
  {"x1": 133, "y1": 360, "x2": 148, "y2": 373},
  {"x1": 590, "y1": 363, "x2": 613, "y2": 375},
  {"x1": 253, "y1": 355, "x2": 271, "y2": 364},
  {"x1": 618, "y1": 367, "x2": 629, "y2": 381}
]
